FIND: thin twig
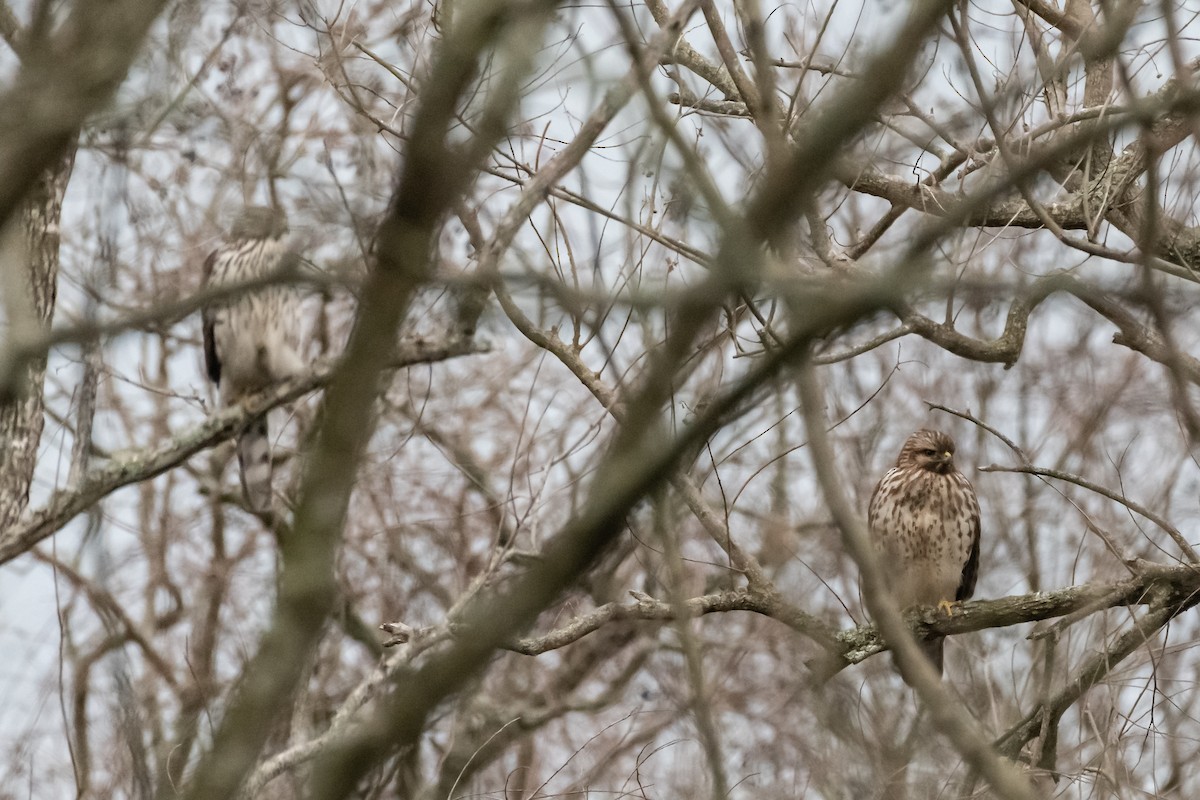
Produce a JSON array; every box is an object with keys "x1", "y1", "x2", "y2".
[
  {"x1": 926, "y1": 403, "x2": 1030, "y2": 463},
  {"x1": 980, "y1": 463, "x2": 1199, "y2": 563}
]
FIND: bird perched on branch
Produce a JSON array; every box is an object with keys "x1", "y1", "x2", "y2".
[
  {"x1": 867, "y1": 429, "x2": 981, "y2": 677},
  {"x1": 201, "y1": 206, "x2": 304, "y2": 512}
]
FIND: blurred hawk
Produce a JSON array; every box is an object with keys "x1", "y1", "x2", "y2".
[
  {"x1": 201, "y1": 206, "x2": 304, "y2": 512},
  {"x1": 867, "y1": 429, "x2": 981, "y2": 677}
]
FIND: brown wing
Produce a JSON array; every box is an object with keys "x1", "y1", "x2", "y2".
[
  {"x1": 201, "y1": 249, "x2": 221, "y2": 385},
  {"x1": 866, "y1": 468, "x2": 892, "y2": 530},
  {"x1": 955, "y1": 479, "x2": 981, "y2": 601}
]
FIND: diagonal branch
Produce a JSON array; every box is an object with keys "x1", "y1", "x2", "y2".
[
  {"x1": 504, "y1": 587, "x2": 835, "y2": 656},
  {"x1": 980, "y1": 463, "x2": 1199, "y2": 563},
  {"x1": 995, "y1": 589, "x2": 1198, "y2": 764},
  {"x1": 0, "y1": 336, "x2": 482, "y2": 566}
]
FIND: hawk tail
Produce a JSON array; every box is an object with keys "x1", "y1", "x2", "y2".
[
  {"x1": 895, "y1": 636, "x2": 945, "y2": 684},
  {"x1": 237, "y1": 417, "x2": 272, "y2": 512},
  {"x1": 920, "y1": 636, "x2": 944, "y2": 676}
]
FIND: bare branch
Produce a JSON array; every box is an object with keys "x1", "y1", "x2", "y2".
[
  {"x1": 980, "y1": 463, "x2": 1199, "y2": 563},
  {"x1": 0, "y1": 0, "x2": 171, "y2": 227},
  {"x1": 0, "y1": 336, "x2": 483, "y2": 566}
]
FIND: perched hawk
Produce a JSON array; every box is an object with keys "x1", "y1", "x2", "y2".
[
  {"x1": 867, "y1": 429, "x2": 981, "y2": 677},
  {"x1": 201, "y1": 207, "x2": 304, "y2": 512}
]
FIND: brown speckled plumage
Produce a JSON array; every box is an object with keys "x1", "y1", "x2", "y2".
[{"x1": 867, "y1": 429, "x2": 981, "y2": 677}]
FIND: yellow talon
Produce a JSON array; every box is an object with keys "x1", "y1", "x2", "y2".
[{"x1": 937, "y1": 599, "x2": 956, "y2": 616}]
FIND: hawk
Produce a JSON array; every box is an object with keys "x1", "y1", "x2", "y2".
[
  {"x1": 867, "y1": 429, "x2": 981, "y2": 677},
  {"x1": 201, "y1": 207, "x2": 304, "y2": 512}
]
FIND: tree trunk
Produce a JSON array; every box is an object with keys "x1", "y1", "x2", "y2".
[{"x1": 0, "y1": 150, "x2": 74, "y2": 530}]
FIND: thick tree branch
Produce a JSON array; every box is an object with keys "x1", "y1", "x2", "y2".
[
  {"x1": 820, "y1": 564, "x2": 1200, "y2": 673},
  {"x1": 894, "y1": 273, "x2": 1200, "y2": 390},
  {"x1": 500, "y1": 568, "x2": 1198, "y2": 681},
  {"x1": 504, "y1": 587, "x2": 832, "y2": 655},
  {"x1": 839, "y1": 63, "x2": 1200, "y2": 269}
]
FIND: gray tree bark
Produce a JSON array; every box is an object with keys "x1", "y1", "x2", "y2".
[{"x1": 0, "y1": 152, "x2": 74, "y2": 531}]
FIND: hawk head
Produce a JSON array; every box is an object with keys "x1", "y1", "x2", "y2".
[
  {"x1": 231, "y1": 206, "x2": 288, "y2": 240},
  {"x1": 896, "y1": 429, "x2": 957, "y2": 475}
]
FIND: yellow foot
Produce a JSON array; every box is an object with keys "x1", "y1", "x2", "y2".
[{"x1": 937, "y1": 599, "x2": 956, "y2": 616}]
